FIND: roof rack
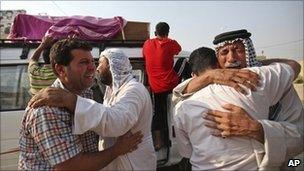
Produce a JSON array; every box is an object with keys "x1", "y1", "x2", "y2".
[{"x1": 0, "y1": 39, "x2": 145, "y2": 49}]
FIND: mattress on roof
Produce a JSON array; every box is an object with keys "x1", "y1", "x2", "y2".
[{"x1": 8, "y1": 14, "x2": 149, "y2": 41}]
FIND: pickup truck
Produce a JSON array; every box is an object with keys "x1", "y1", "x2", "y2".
[{"x1": 0, "y1": 39, "x2": 188, "y2": 170}]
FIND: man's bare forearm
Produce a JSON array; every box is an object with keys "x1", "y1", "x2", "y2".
[
  {"x1": 183, "y1": 71, "x2": 211, "y2": 94},
  {"x1": 248, "y1": 121, "x2": 265, "y2": 143},
  {"x1": 31, "y1": 36, "x2": 54, "y2": 61},
  {"x1": 55, "y1": 146, "x2": 120, "y2": 171},
  {"x1": 30, "y1": 46, "x2": 44, "y2": 61},
  {"x1": 54, "y1": 131, "x2": 143, "y2": 170},
  {"x1": 66, "y1": 93, "x2": 77, "y2": 113}
]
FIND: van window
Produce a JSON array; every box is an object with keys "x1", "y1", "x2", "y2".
[{"x1": 0, "y1": 65, "x2": 31, "y2": 111}]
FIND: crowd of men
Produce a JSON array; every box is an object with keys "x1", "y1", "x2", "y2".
[{"x1": 19, "y1": 22, "x2": 303, "y2": 170}]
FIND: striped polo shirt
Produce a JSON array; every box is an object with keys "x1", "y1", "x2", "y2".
[{"x1": 28, "y1": 59, "x2": 57, "y2": 95}]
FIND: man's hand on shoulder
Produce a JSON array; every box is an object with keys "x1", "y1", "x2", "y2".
[{"x1": 28, "y1": 87, "x2": 77, "y2": 113}]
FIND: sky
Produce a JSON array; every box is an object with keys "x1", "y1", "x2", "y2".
[{"x1": 1, "y1": 1, "x2": 303, "y2": 60}]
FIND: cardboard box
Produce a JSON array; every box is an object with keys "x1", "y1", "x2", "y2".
[{"x1": 113, "y1": 21, "x2": 150, "y2": 41}]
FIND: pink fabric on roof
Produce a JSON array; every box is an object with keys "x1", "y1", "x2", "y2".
[
  {"x1": 8, "y1": 14, "x2": 127, "y2": 41},
  {"x1": 46, "y1": 16, "x2": 126, "y2": 40},
  {"x1": 8, "y1": 14, "x2": 63, "y2": 39}
]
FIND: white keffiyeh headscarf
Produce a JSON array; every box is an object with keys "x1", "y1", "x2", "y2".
[
  {"x1": 215, "y1": 38, "x2": 262, "y2": 67},
  {"x1": 99, "y1": 48, "x2": 133, "y2": 94}
]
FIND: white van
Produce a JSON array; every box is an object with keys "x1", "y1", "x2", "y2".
[{"x1": 0, "y1": 40, "x2": 189, "y2": 170}]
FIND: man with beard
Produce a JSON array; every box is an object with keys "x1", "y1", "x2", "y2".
[
  {"x1": 173, "y1": 29, "x2": 303, "y2": 169},
  {"x1": 19, "y1": 39, "x2": 142, "y2": 170},
  {"x1": 28, "y1": 48, "x2": 156, "y2": 170},
  {"x1": 174, "y1": 46, "x2": 300, "y2": 170}
]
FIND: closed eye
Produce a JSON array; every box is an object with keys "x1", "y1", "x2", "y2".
[{"x1": 219, "y1": 49, "x2": 228, "y2": 55}]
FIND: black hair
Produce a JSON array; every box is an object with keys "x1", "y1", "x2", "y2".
[
  {"x1": 188, "y1": 47, "x2": 218, "y2": 76},
  {"x1": 50, "y1": 38, "x2": 92, "y2": 76},
  {"x1": 155, "y1": 22, "x2": 170, "y2": 37}
]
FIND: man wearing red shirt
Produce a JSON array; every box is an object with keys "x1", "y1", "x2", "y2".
[{"x1": 143, "y1": 22, "x2": 190, "y2": 150}]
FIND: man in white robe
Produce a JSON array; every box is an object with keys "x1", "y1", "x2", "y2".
[
  {"x1": 29, "y1": 48, "x2": 156, "y2": 170},
  {"x1": 173, "y1": 29, "x2": 303, "y2": 169},
  {"x1": 174, "y1": 46, "x2": 301, "y2": 170}
]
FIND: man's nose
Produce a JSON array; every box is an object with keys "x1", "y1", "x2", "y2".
[
  {"x1": 88, "y1": 61, "x2": 96, "y2": 71},
  {"x1": 96, "y1": 65, "x2": 101, "y2": 74},
  {"x1": 227, "y1": 50, "x2": 237, "y2": 62}
]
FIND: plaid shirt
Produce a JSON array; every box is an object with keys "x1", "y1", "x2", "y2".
[{"x1": 19, "y1": 79, "x2": 99, "y2": 170}]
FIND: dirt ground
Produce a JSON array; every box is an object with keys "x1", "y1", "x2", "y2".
[{"x1": 294, "y1": 83, "x2": 303, "y2": 104}]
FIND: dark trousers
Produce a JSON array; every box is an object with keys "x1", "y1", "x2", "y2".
[
  {"x1": 151, "y1": 57, "x2": 191, "y2": 144},
  {"x1": 152, "y1": 91, "x2": 171, "y2": 131}
]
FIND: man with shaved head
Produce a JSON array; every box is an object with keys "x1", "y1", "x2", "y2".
[
  {"x1": 173, "y1": 46, "x2": 301, "y2": 170},
  {"x1": 173, "y1": 29, "x2": 303, "y2": 170}
]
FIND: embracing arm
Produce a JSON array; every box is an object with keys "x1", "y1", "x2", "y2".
[
  {"x1": 256, "y1": 63, "x2": 303, "y2": 166},
  {"x1": 55, "y1": 146, "x2": 120, "y2": 170},
  {"x1": 203, "y1": 104, "x2": 265, "y2": 143},
  {"x1": 259, "y1": 83, "x2": 303, "y2": 166},
  {"x1": 203, "y1": 63, "x2": 302, "y2": 167},
  {"x1": 74, "y1": 84, "x2": 146, "y2": 136},
  {"x1": 258, "y1": 117, "x2": 304, "y2": 167},
  {"x1": 31, "y1": 105, "x2": 142, "y2": 171},
  {"x1": 183, "y1": 69, "x2": 260, "y2": 95},
  {"x1": 203, "y1": 63, "x2": 297, "y2": 142},
  {"x1": 55, "y1": 131, "x2": 143, "y2": 170},
  {"x1": 73, "y1": 94, "x2": 142, "y2": 136},
  {"x1": 261, "y1": 58, "x2": 301, "y2": 80},
  {"x1": 29, "y1": 87, "x2": 77, "y2": 113},
  {"x1": 182, "y1": 58, "x2": 300, "y2": 96},
  {"x1": 172, "y1": 68, "x2": 261, "y2": 106},
  {"x1": 29, "y1": 86, "x2": 143, "y2": 136},
  {"x1": 207, "y1": 113, "x2": 303, "y2": 168},
  {"x1": 183, "y1": 71, "x2": 212, "y2": 94},
  {"x1": 172, "y1": 78, "x2": 194, "y2": 106}
]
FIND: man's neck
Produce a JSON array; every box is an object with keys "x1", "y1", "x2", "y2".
[
  {"x1": 156, "y1": 35, "x2": 168, "y2": 39},
  {"x1": 59, "y1": 79, "x2": 84, "y2": 95}
]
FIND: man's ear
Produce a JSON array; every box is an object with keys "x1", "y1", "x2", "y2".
[
  {"x1": 154, "y1": 31, "x2": 157, "y2": 36},
  {"x1": 191, "y1": 72, "x2": 197, "y2": 78},
  {"x1": 55, "y1": 64, "x2": 66, "y2": 77}
]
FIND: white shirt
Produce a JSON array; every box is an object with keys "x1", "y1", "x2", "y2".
[
  {"x1": 173, "y1": 63, "x2": 296, "y2": 170},
  {"x1": 173, "y1": 63, "x2": 304, "y2": 170},
  {"x1": 73, "y1": 78, "x2": 156, "y2": 170}
]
